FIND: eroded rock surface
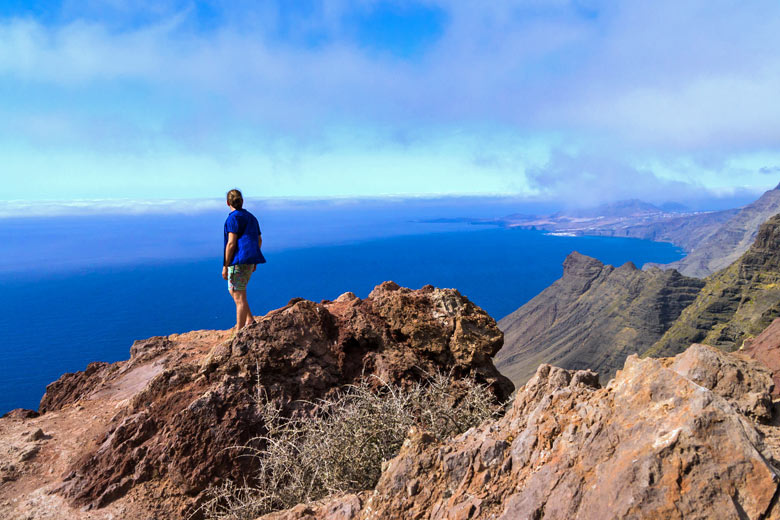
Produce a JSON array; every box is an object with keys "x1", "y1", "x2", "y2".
[
  {"x1": 0, "y1": 282, "x2": 511, "y2": 519},
  {"x1": 265, "y1": 342, "x2": 780, "y2": 520}
]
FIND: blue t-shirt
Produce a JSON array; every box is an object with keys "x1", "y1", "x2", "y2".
[{"x1": 224, "y1": 209, "x2": 266, "y2": 266}]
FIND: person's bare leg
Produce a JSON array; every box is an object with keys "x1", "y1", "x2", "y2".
[
  {"x1": 240, "y1": 291, "x2": 254, "y2": 327},
  {"x1": 230, "y1": 289, "x2": 254, "y2": 329},
  {"x1": 230, "y1": 289, "x2": 243, "y2": 330}
]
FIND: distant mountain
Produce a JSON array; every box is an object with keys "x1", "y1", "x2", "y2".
[
  {"x1": 496, "y1": 187, "x2": 780, "y2": 276},
  {"x1": 645, "y1": 213, "x2": 780, "y2": 358},
  {"x1": 553, "y1": 199, "x2": 665, "y2": 219},
  {"x1": 494, "y1": 252, "x2": 704, "y2": 386},
  {"x1": 499, "y1": 199, "x2": 737, "y2": 252},
  {"x1": 586, "y1": 209, "x2": 738, "y2": 253},
  {"x1": 659, "y1": 201, "x2": 691, "y2": 213},
  {"x1": 658, "y1": 184, "x2": 780, "y2": 277}
]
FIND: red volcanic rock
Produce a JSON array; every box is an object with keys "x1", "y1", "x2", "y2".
[
  {"x1": 742, "y1": 317, "x2": 780, "y2": 396},
  {"x1": 1, "y1": 409, "x2": 39, "y2": 419},
  {"x1": 0, "y1": 283, "x2": 511, "y2": 519},
  {"x1": 264, "y1": 343, "x2": 780, "y2": 520}
]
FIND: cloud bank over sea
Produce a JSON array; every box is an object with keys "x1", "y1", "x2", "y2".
[{"x1": 0, "y1": 1, "x2": 778, "y2": 204}]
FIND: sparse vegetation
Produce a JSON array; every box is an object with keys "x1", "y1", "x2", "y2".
[{"x1": 197, "y1": 371, "x2": 504, "y2": 520}]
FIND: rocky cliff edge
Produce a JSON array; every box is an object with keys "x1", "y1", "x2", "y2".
[{"x1": 0, "y1": 282, "x2": 512, "y2": 519}]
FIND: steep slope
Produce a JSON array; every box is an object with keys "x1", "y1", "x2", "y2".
[
  {"x1": 494, "y1": 252, "x2": 704, "y2": 386},
  {"x1": 646, "y1": 213, "x2": 780, "y2": 358},
  {"x1": 263, "y1": 343, "x2": 780, "y2": 520},
  {"x1": 0, "y1": 283, "x2": 512, "y2": 519},
  {"x1": 661, "y1": 183, "x2": 780, "y2": 277}
]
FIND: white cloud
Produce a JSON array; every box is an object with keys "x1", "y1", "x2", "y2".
[
  {"x1": 1, "y1": 1, "x2": 779, "y2": 199},
  {"x1": 0, "y1": 198, "x2": 225, "y2": 217}
]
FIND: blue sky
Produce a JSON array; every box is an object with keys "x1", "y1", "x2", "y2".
[{"x1": 1, "y1": 0, "x2": 779, "y2": 208}]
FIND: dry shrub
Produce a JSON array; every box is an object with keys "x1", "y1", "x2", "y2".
[{"x1": 198, "y1": 371, "x2": 504, "y2": 519}]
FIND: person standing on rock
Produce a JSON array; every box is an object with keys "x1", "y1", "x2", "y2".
[{"x1": 223, "y1": 189, "x2": 266, "y2": 331}]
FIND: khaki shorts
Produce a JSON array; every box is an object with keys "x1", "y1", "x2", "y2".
[{"x1": 227, "y1": 264, "x2": 254, "y2": 291}]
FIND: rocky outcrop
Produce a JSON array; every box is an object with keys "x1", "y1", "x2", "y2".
[
  {"x1": 262, "y1": 342, "x2": 780, "y2": 520},
  {"x1": 0, "y1": 282, "x2": 511, "y2": 519},
  {"x1": 495, "y1": 251, "x2": 704, "y2": 386},
  {"x1": 647, "y1": 213, "x2": 780, "y2": 358},
  {"x1": 660, "y1": 183, "x2": 780, "y2": 277}
]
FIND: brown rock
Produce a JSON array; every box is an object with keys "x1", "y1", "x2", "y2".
[
  {"x1": 668, "y1": 343, "x2": 774, "y2": 421},
  {"x1": 296, "y1": 343, "x2": 780, "y2": 519},
  {"x1": 0, "y1": 283, "x2": 511, "y2": 519},
  {"x1": 258, "y1": 494, "x2": 367, "y2": 520},
  {"x1": 39, "y1": 361, "x2": 114, "y2": 413},
  {"x1": 1, "y1": 409, "x2": 39, "y2": 419}
]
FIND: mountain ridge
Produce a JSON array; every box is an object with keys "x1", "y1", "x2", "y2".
[
  {"x1": 645, "y1": 212, "x2": 780, "y2": 358},
  {"x1": 494, "y1": 251, "x2": 704, "y2": 386},
  {"x1": 655, "y1": 185, "x2": 780, "y2": 277}
]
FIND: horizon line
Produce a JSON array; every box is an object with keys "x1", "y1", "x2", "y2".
[{"x1": 0, "y1": 186, "x2": 767, "y2": 219}]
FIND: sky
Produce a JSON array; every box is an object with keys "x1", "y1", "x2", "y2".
[{"x1": 1, "y1": 0, "x2": 779, "y2": 209}]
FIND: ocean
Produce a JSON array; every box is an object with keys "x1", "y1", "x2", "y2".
[{"x1": 0, "y1": 201, "x2": 684, "y2": 413}]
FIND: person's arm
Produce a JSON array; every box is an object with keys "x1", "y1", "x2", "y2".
[{"x1": 222, "y1": 232, "x2": 239, "y2": 279}]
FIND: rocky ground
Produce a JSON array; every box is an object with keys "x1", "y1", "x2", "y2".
[
  {"x1": 0, "y1": 329, "x2": 229, "y2": 519},
  {"x1": 262, "y1": 342, "x2": 780, "y2": 519},
  {"x1": 0, "y1": 283, "x2": 511, "y2": 519}
]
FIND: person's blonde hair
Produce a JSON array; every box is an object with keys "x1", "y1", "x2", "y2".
[{"x1": 227, "y1": 189, "x2": 243, "y2": 209}]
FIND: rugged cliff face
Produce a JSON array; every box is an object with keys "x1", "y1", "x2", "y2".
[
  {"x1": 260, "y1": 342, "x2": 780, "y2": 520},
  {"x1": 646, "y1": 213, "x2": 780, "y2": 358},
  {"x1": 660, "y1": 183, "x2": 780, "y2": 277},
  {"x1": 494, "y1": 252, "x2": 704, "y2": 386},
  {"x1": 0, "y1": 282, "x2": 512, "y2": 519}
]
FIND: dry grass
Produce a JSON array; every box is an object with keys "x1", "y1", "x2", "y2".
[{"x1": 198, "y1": 371, "x2": 504, "y2": 519}]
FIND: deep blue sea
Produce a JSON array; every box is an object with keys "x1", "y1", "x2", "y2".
[{"x1": 0, "y1": 201, "x2": 685, "y2": 414}]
